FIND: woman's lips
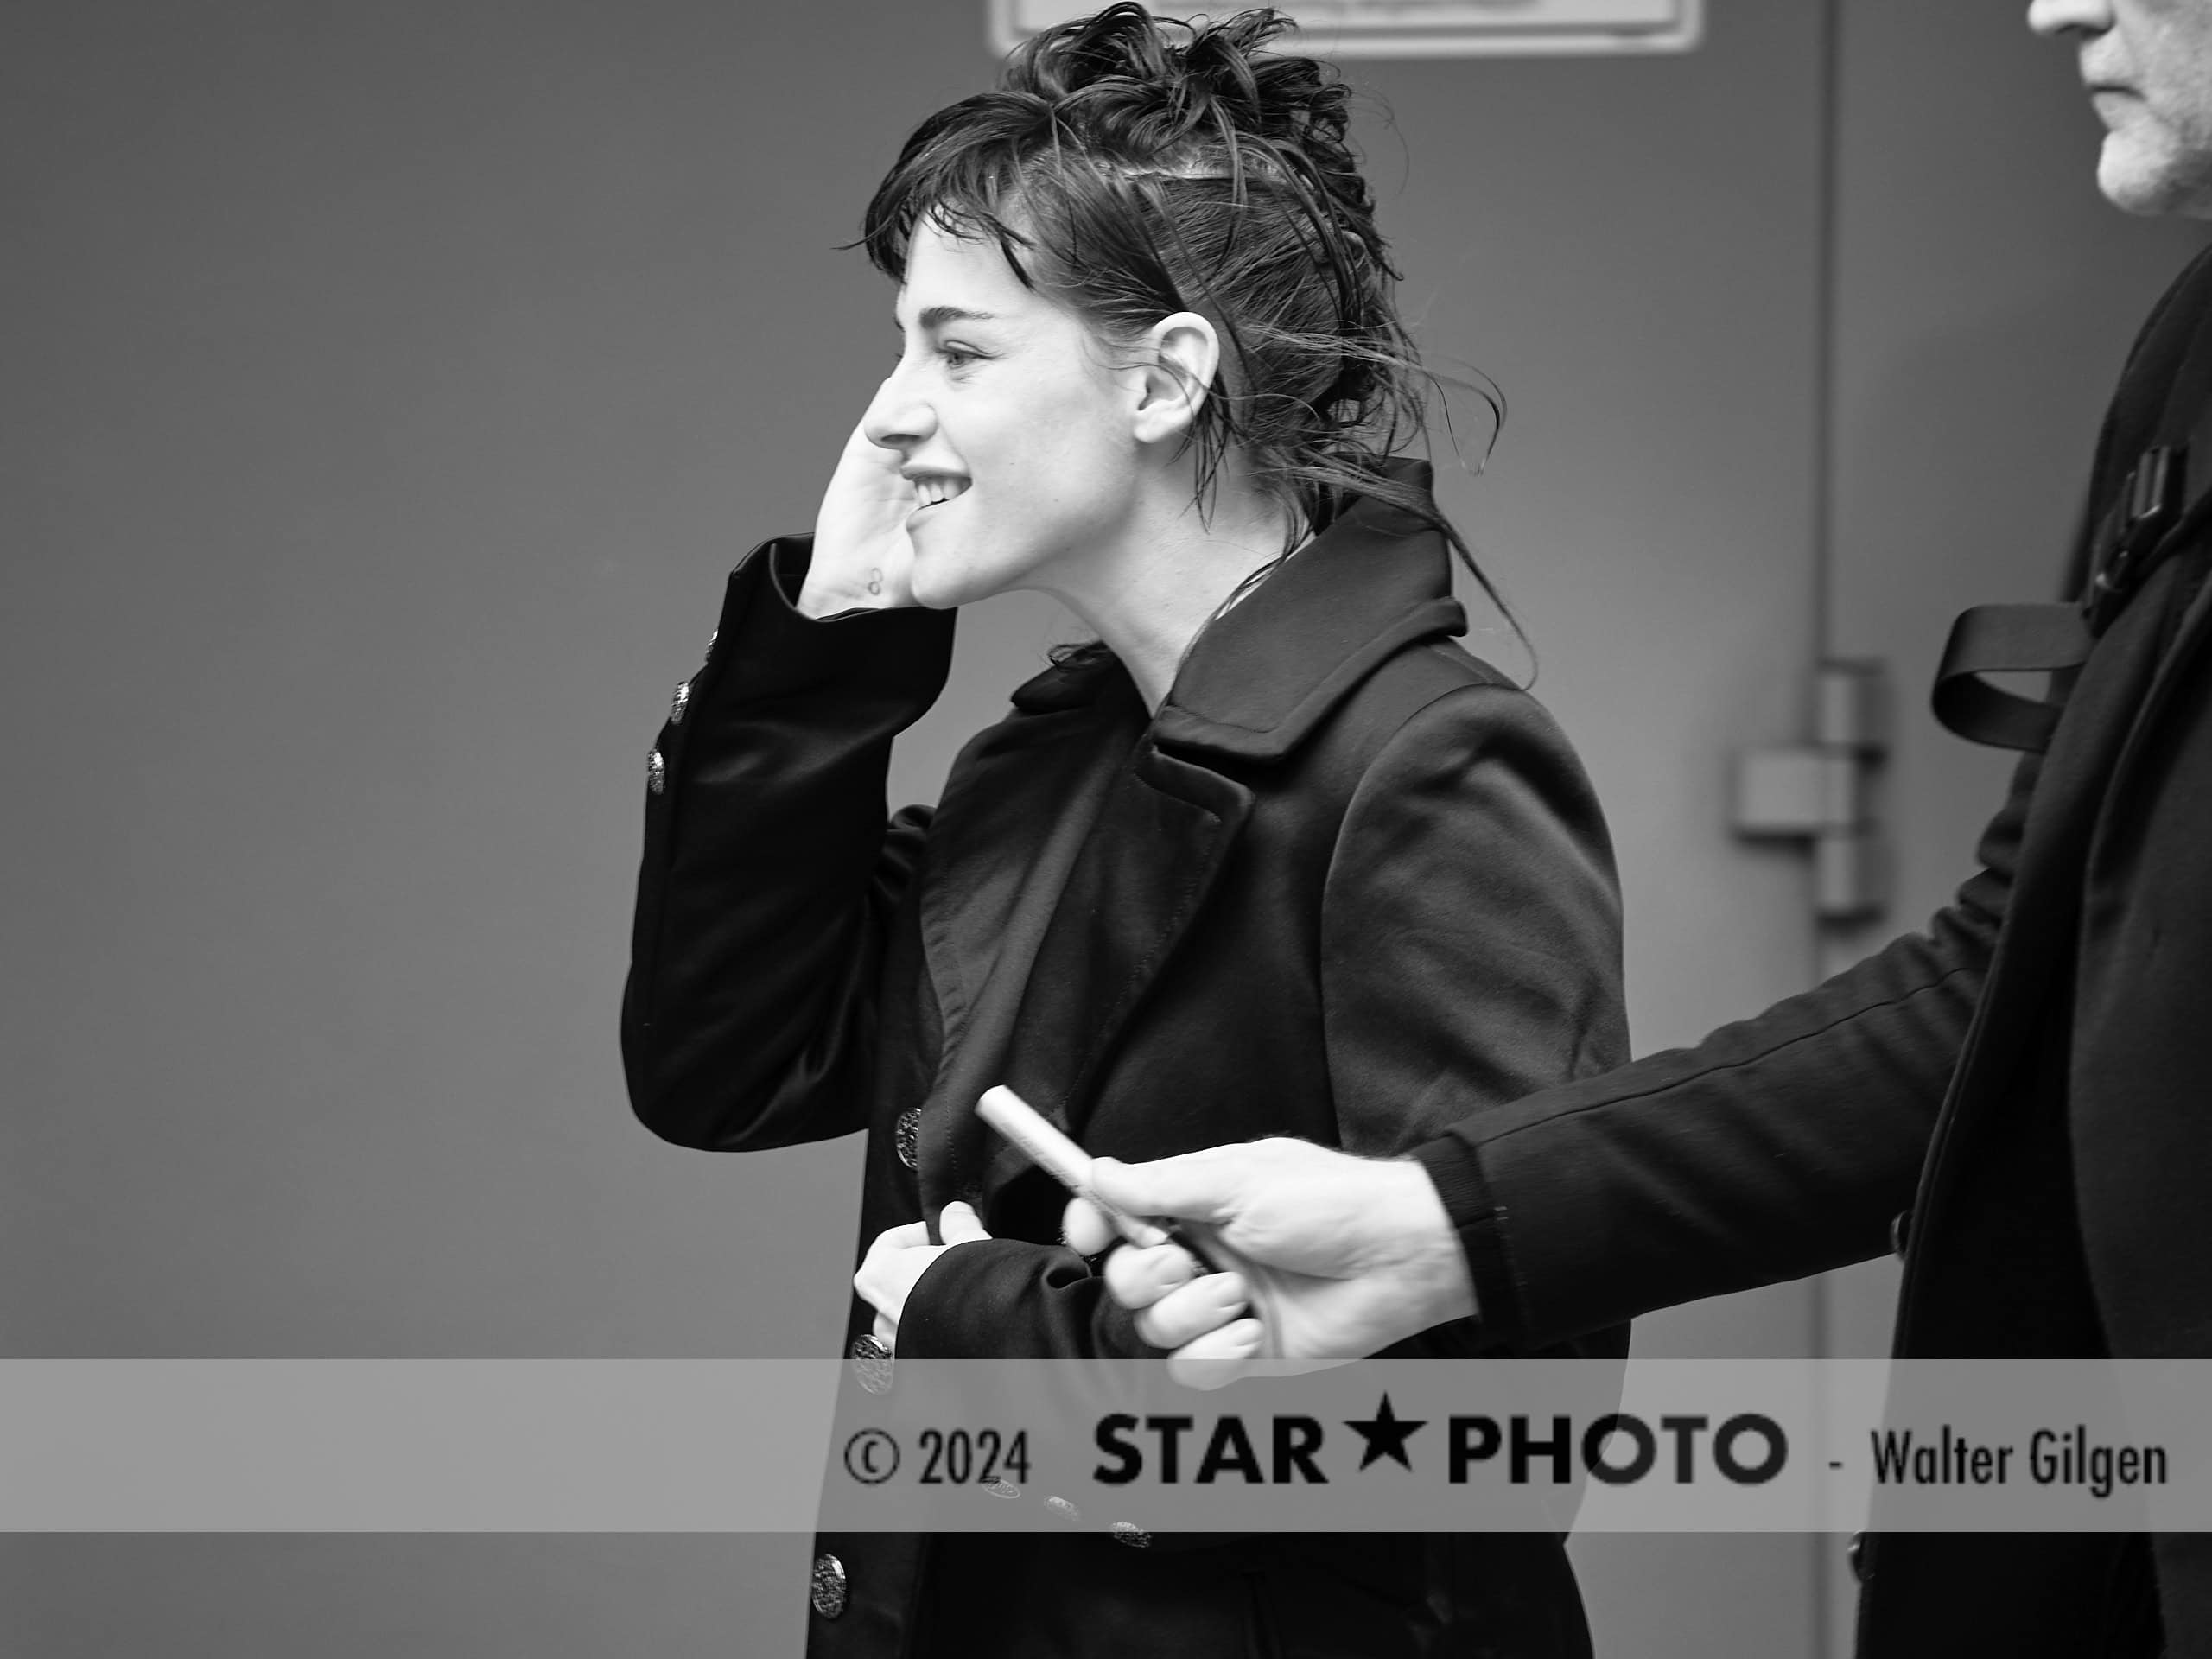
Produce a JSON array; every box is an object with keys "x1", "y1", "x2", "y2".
[{"x1": 906, "y1": 477, "x2": 969, "y2": 524}]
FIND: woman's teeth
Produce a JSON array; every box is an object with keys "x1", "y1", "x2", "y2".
[{"x1": 914, "y1": 476, "x2": 969, "y2": 509}]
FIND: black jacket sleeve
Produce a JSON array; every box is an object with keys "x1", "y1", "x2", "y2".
[
  {"x1": 1411, "y1": 751, "x2": 2036, "y2": 1351},
  {"x1": 620, "y1": 537, "x2": 955, "y2": 1151}
]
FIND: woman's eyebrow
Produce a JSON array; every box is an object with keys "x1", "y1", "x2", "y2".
[{"x1": 893, "y1": 305, "x2": 1001, "y2": 332}]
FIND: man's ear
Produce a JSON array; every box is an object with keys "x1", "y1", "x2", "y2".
[{"x1": 1131, "y1": 311, "x2": 1221, "y2": 444}]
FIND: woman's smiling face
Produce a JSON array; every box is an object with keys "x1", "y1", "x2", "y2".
[{"x1": 863, "y1": 218, "x2": 1148, "y2": 609}]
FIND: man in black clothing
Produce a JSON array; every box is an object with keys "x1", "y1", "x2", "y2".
[{"x1": 1082, "y1": 1, "x2": 2212, "y2": 1651}]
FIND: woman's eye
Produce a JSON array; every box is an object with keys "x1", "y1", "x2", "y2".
[{"x1": 938, "y1": 345, "x2": 982, "y2": 370}]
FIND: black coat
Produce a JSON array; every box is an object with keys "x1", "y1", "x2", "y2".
[
  {"x1": 623, "y1": 476, "x2": 1630, "y2": 1656},
  {"x1": 1414, "y1": 251, "x2": 2212, "y2": 1655}
]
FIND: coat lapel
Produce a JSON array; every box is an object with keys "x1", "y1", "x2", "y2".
[
  {"x1": 983, "y1": 746, "x2": 1253, "y2": 1203},
  {"x1": 909, "y1": 664, "x2": 1139, "y2": 1221}
]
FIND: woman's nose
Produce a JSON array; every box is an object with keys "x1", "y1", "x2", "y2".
[
  {"x1": 2026, "y1": 0, "x2": 2113, "y2": 40},
  {"x1": 862, "y1": 364, "x2": 936, "y2": 452}
]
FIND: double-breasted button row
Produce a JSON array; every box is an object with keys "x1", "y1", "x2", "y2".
[
  {"x1": 1015, "y1": 1489, "x2": 1148, "y2": 1544},
  {"x1": 651, "y1": 624, "x2": 712, "y2": 792},
  {"x1": 849, "y1": 1332, "x2": 893, "y2": 1395},
  {"x1": 920, "y1": 1484, "x2": 1140, "y2": 1546},
  {"x1": 810, "y1": 1552, "x2": 847, "y2": 1618},
  {"x1": 894, "y1": 1106, "x2": 921, "y2": 1170}
]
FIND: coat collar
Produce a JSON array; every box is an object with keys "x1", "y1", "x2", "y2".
[{"x1": 1004, "y1": 460, "x2": 1470, "y2": 760}]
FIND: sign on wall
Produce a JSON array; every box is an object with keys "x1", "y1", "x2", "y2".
[{"x1": 991, "y1": 0, "x2": 1703, "y2": 58}]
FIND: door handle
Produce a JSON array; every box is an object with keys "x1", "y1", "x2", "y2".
[{"x1": 1731, "y1": 660, "x2": 1891, "y2": 923}]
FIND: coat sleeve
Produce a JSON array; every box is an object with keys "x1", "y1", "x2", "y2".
[
  {"x1": 1410, "y1": 752, "x2": 2031, "y2": 1351},
  {"x1": 620, "y1": 536, "x2": 956, "y2": 1152}
]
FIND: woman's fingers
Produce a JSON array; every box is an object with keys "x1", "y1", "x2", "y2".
[
  {"x1": 937, "y1": 1201, "x2": 990, "y2": 1244},
  {"x1": 804, "y1": 418, "x2": 918, "y2": 615},
  {"x1": 852, "y1": 1210, "x2": 991, "y2": 1325},
  {"x1": 853, "y1": 1221, "x2": 932, "y2": 1317}
]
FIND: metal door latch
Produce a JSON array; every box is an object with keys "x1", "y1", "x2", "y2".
[{"x1": 1731, "y1": 660, "x2": 1891, "y2": 923}]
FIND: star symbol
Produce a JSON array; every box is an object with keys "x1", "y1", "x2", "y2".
[{"x1": 1344, "y1": 1393, "x2": 1427, "y2": 1471}]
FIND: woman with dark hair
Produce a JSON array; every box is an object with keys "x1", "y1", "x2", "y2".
[{"x1": 622, "y1": 6, "x2": 1626, "y2": 1653}]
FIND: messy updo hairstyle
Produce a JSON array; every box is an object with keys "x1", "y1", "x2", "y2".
[{"x1": 860, "y1": 3, "x2": 1506, "y2": 615}]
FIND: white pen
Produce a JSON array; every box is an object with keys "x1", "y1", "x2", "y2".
[{"x1": 976, "y1": 1085, "x2": 1198, "y2": 1255}]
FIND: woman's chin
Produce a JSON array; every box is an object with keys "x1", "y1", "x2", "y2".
[
  {"x1": 909, "y1": 557, "x2": 1007, "y2": 611},
  {"x1": 906, "y1": 565, "x2": 963, "y2": 609}
]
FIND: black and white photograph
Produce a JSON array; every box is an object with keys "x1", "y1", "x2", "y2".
[{"x1": 5, "y1": 2, "x2": 2209, "y2": 1654}]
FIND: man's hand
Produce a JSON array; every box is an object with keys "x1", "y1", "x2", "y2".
[
  {"x1": 1068, "y1": 1140, "x2": 1476, "y2": 1388},
  {"x1": 853, "y1": 1201, "x2": 990, "y2": 1349}
]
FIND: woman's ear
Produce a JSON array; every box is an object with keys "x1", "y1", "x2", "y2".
[{"x1": 1131, "y1": 311, "x2": 1220, "y2": 444}]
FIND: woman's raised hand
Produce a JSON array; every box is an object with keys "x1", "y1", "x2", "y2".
[{"x1": 799, "y1": 413, "x2": 918, "y2": 617}]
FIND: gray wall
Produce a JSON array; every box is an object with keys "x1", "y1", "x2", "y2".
[
  {"x1": 3, "y1": 0, "x2": 1846, "y2": 1364},
  {"x1": 3, "y1": 5, "x2": 1009, "y2": 1650},
  {"x1": 2, "y1": 1, "x2": 1012, "y2": 1368},
  {"x1": 3, "y1": 3, "x2": 2199, "y2": 1655}
]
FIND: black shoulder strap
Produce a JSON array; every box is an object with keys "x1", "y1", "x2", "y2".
[
  {"x1": 1931, "y1": 603, "x2": 2100, "y2": 753},
  {"x1": 1932, "y1": 266, "x2": 2212, "y2": 753}
]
